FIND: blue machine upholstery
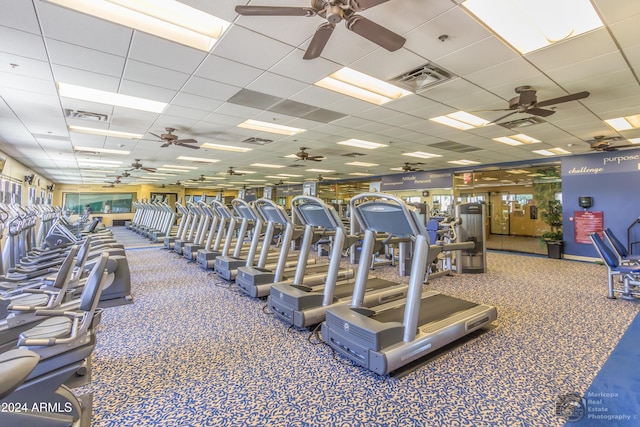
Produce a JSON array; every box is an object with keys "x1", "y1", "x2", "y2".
[{"x1": 590, "y1": 232, "x2": 640, "y2": 299}]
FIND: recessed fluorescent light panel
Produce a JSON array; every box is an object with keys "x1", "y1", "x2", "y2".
[
  {"x1": 349, "y1": 172, "x2": 373, "y2": 176},
  {"x1": 47, "y1": 0, "x2": 230, "y2": 52},
  {"x1": 74, "y1": 146, "x2": 130, "y2": 155},
  {"x1": 69, "y1": 125, "x2": 143, "y2": 139},
  {"x1": 233, "y1": 170, "x2": 256, "y2": 174},
  {"x1": 162, "y1": 164, "x2": 198, "y2": 170},
  {"x1": 237, "y1": 119, "x2": 305, "y2": 136},
  {"x1": 58, "y1": 83, "x2": 167, "y2": 113},
  {"x1": 430, "y1": 111, "x2": 490, "y2": 130},
  {"x1": 176, "y1": 156, "x2": 219, "y2": 163},
  {"x1": 402, "y1": 152, "x2": 443, "y2": 159},
  {"x1": 315, "y1": 67, "x2": 412, "y2": 105},
  {"x1": 504, "y1": 169, "x2": 530, "y2": 174},
  {"x1": 605, "y1": 114, "x2": 640, "y2": 131},
  {"x1": 345, "y1": 161, "x2": 379, "y2": 167},
  {"x1": 201, "y1": 143, "x2": 253, "y2": 153},
  {"x1": 533, "y1": 148, "x2": 571, "y2": 156},
  {"x1": 629, "y1": 138, "x2": 640, "y2": 144},
  {"x1": 157, "y1": 168, "x2": 192, "y2": 172},
  {"x1": 307, "y1": 169, "x2": 335, "y2": 173},
  {"x1": 337, "y1": 139, "x2": 387, "y2": 150},
  {"x1": 448, "y1": 160, "x2": 481, "y2": 165},
  {"x1": 245, "y1": 179, "x2": 267, "y2": 182},
  {"x1": 461, "y1": 0, "x2": 603, "y2": 54},
  {"x1": 493, "y1": 133, "x2": 541, "y2": 146},
  {"x1": 251, "y1": 163, "x2": 285, "y2": 169},
  {"x1": 277, "y1": 174, "x2": 303, "y2": 177}
]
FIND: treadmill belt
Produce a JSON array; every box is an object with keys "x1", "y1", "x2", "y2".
[
  {"x1": 373, "y1": 294, "x2": 478, "y2": 326},
  {"x1": 332, "y1": 278, "x2": 397, "y2": 300}
]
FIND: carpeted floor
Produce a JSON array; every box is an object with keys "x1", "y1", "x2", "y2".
[{"x1": 85, "y1": 228, "x2": 639, "y2": 426}]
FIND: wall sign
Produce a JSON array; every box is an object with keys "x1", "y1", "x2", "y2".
[
  {"x1": 381, "y1": 171, "x2": 453, "y2": 191},
  {"x1": 573, "y1": 211, "x2": 604, "y2": 244}
]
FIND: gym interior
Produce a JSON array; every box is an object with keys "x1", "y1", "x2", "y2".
[{"x1": 1, "y1": 1, "x2": 640, "y2": 426}]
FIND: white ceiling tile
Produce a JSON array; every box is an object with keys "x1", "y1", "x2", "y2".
[
  {"x1": 246, "y1": 72, "x2": 308, "y2": 99},
  {"x1": 0, "y1": 26, "x2": 48, "y2": 60},
  {"x1": 270, "y1": 50, "x2": 341, "y2": 85},
  {"x1": 162, "y1": 105, "x2": 211, "y2": 121},
  {"x1": 124, "y1": 60, "x2": 190, "y2": 91},
  {"x1": 36, "y1": 1, "x2": 132, "y2": 56},
  {"x1": 172, "y1": 92, "x2": 224, "y2": 112},
  {"x1": 526, "y1": 29, "x2": 618, "y2": 72},
  {"x1": 234, "y1": 7, "x2": 318, "y2": 48},
  {"x1": 350, "y1": 49, "x2": 430, "y2": 81},
  {"x1": 436, "y1": 36, "x2": 519, "y2": 76},
  {"x1": 119, "y1": 80, "x2": 177, "y2": 103},
  {"x1": 0, "y1": 53, "x2": 52, "y2": 80},
  {"x1": 47, "y1": 39, "x2": 126, "y2": 77},
  {"x1": 212, "y1": 25, "x2": 294, "y2": 70},
  {"x1": 404, "y1": 6, "x2": 493, "y2": 62},
  {"x1": 195, "y1": 54, "x2": 264, "y2": 87},
  {"x1": 52, "y1": 65, "x2": 120, "y2": 92},
  {"x1": 0, "y1": 73, "x2": 57, "y2": 96},
  {"x1": 0, "y1": 0, "x2": 39, "y2": 33},
  {"x1": 128, "y1": 32, "x2": 208, "y2": 74},
  {"x1": 182, "y1": 77, "x2": 240, "y2": 102},
  {"x1": 593, "y1": 0, "x2": 640, "y2": 24},
  {"x1": 289, "y1": 86, "x2": 346, "y2": 109}
]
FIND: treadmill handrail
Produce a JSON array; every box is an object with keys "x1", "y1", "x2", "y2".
[
  {"x1": 232, "y1": 199, "x2": 259, "y2": 222},
  {"x1": 255, "y1": 198, "x2": 290, "y2": 226},
  {"x1": 350, "y1": 192, "x2": 427, "y2": 238},
  {"x1": 291, "y1": 195, "x2": 343, "y2": 231}
]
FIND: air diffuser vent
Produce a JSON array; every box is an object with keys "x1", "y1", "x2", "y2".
[
  {"x1": 499, "y1": 116, "x2": 546, "y2": 129},
  {"x1": 64, "y1": 109, "x2": 109, "y2": 122},
  {"x1": 242, "y1": 137, "x2": 273, "y2": 145},
  {"x1": 342, "y1": 152, "x2": 367, "y2": 158},
  {"x1": 391, "y1": 63, "x2": 453, "y2": 93}
]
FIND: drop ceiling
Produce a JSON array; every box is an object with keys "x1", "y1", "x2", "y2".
[{"x1": 0, "y1": 0, "x2": 639, "y2": 189}]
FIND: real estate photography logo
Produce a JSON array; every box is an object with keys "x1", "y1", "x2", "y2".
[{"x1": 555, "y1": 392, "x2": 587, "y2": 422}]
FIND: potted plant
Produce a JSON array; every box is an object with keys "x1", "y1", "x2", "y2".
[{"x1": 533, "y1": 168, "x2": 564, "y2": 259}]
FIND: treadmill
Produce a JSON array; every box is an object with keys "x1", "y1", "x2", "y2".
[
  {"x1": 196, "y1": 200, "x2": 233, "y2": 269},
  {"x1": 165, "y1": 202, "x2": 191, "y2": 251},
  {"x1": 183, "y1": 201, "x2": 211, "y2": 261},
  {"x1": 268, "y1": 195, "x2": 408, "y2": 328},
  {"x1": 321, "y1": 192, "x2": 497, "y2": 375},
  {"x1": 236, "y1": 198, "x2": 352, "y2": 298},
  {"x1": 174, "y1": 201, "x2": 204, "y2": 255},
  {"x1": 215, "y1": 199, "x2": 302, "y2": 281}
]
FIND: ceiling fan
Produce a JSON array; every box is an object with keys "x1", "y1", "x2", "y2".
[
  {"x1": 190, "y1": 175, "x2": 207, "y2": 182},
  {"x1": 585, "y1": 135, "x2": 636, "y2": 152},
  {"x1": 400, "y1": 162, "x2": 424, "y2": 172},
  {"x1": 235, "y1": 0, "x2": 405, "y2": 60},
  {"x1": 226, "y1": 167, "x2": 245, "y2": 176},
  {"x1": 149, "y1": 127, "x2": 199, "y2": 150},
  {"x1": 294, "y1": 147, "x2": 325, "y2": 162},
  {"x1": 489, "y1": 86, "x2": 590, "y2": 124},
  {"x1": 129, "y1": 159, "x2": 156, "y2": 173}
]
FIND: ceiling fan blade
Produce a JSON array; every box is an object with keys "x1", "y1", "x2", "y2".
[
  {"x1": 149, "y1": 132, "x2": 163, "y2": 140},
  {"x1": 160, "y1": 142, "x2": 170, "y2": 148},
  {"x1": 308, "y1": 156, "x2": 324, "y2": 161},
  {"x1": 176, "y1": 143, "x2": 200, "y2": 150},
  {"x1": 352, "y1": 0, "x2": 392, "y2": 9},
  {"x1": 304, "y1": 23, "x2": 335, "y2": 60},
  {"x1": 175, "y1": 138, "x2": 198, "y2": 144},
  {"x1": 536, "y1": 91, "x2": 590, "y2": 108},
  {"x1": 346, "y1": 15, "x2": 406, "y2": 52},
  {"x1": 235, "y1": 6, "x2": 316, "y2": 17},
  {"x1": 490, "y1": 110, "x2": 518, "y2": 124},
  {"x1": 527, "y1": 107, "x2": 556, "y2": 117},
  {"x1": 142, "y1": 167, "x2": 156, "y2": 172}
]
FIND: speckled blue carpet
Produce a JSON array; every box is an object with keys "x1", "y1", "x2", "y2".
[
  {"x1": 85, "y1": 230, "x2": 639, "y2": 426},
  {"x1": 565, "y1": 312, "x2": 640, "y2": 426}
]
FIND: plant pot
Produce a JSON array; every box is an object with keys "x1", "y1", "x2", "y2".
[{"x1": 547, "y1": 241, "x2": 564, "y2": 259}]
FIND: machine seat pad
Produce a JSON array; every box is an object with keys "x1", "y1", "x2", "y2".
[
  {"x1": 8, "y1": 294, "x2": 49, "y2": 310},
  {"x1": 19, "y1": 317, "x2": 72, "y2": 341}
]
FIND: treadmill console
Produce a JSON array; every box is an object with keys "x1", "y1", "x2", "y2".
[{"x1": 357, "y1": 202, "x2": 416, "y2": 236}]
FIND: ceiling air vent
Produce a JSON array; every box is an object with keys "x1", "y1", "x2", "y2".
[
  {"x1": 391, "y1": 63, "x2": 452, "y2": 93},
  {"x1": 342, "y1": 152, "x2": 367, "y2": 158},
  {"x1": 64, "y1": 109, "x2": 109, "y2": 122},
  {"x1": 242, "y1": 137, "x2": 273, "y2": 145},
  {"x1": 499, "y1": 116, "x2": 546, "y2": 129}
]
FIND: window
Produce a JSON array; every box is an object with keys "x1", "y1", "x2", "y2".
[{"x1": 63, "y1": 193, "x2": 134, "y2": 214}]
